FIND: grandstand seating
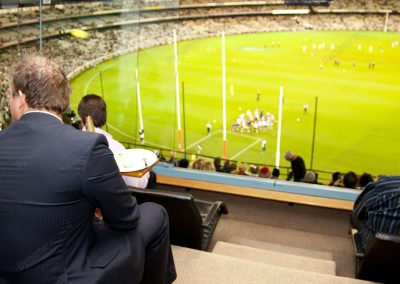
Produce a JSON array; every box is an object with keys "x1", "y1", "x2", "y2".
[
  {"x1": 352, "y1": 231, "x2": 400, "y2": 283},
  {"x1": 130, "y1": 187, "x2": 228, "y2": 250},
  {"x1": 153, "y1": 164, "x2": 358, "y2": 210}
]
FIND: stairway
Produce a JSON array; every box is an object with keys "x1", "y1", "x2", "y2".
[
  {"x1": 212, "y1": 218, "x2": 354, "y2": 277},
  {"x1": 212, "y1": 241, "x2": 336, "y2": 275},
  {"x1": 171, "y1": 244, "x2": 372, "y2": 284},
  {"x1": 169, "y1": 215, "x2": 373, "y2": 283}
]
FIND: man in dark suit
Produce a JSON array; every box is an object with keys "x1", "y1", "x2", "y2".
[
  {"x1": 285, "y1": 151, "x2": 306, "y2": 182},
  {"x1": 0, "y1": 54, "x2": 176, "y2": 283}
]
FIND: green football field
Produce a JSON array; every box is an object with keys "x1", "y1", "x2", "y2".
[{"x1": 70, "y1": 31, "x2": 400, "y2": 179}]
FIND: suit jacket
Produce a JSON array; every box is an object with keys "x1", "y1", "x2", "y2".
[
  {"x1": 0, "y1": 112, "x2": 144, "y2": 284},
  {"x1": 291, "y1": 156, "x2": 306, "y2": 182}
]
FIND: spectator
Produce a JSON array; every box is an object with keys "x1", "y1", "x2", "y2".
[
  {"x1": 178, "y1": 158, "x2": 189, "y2": 168},
  {"x1": 352, "y1": 176, "x2": 400, "y2": 250},
  {"x1": 272, "y1": 168, "x2": 280, "y2": 179},
  {"x1": 285, "y1": 151, "x2": 306, "y2": 182},
  {"x1": 247, "y1": 164, "x2": 259, "y2": 177},
  {"x1": 259, "y1": 166, "x2": 272, "y2": 178},
  {"x1": 202, "y1": 160, "x2": 216, "y2": 172},
  {"x1": 359, "y1": 172, "x2": 374, "y2": 188},
  {"x1": 192, "y1": 158, "x2": 205, "y2": 170},
  {"x1": 214, "y1": 157, "x2": 224, "y2": 172},
  {"x1": 303, "y1": 171, "x2": 317, "y2": 184},
  {"x1": 78, "y1": 94, "x2": 151, "y2": 189},
  {"x1": 222, "y1": 160, "x2": 231, "y2": 173},
  {"x1": 329, "y1": 171, "x2": 341, "y2": 186},
  {"x1": 230, "y1": 162, "x2": 238, "y2": 174},
  {"x1": 238, "y1": 162, "x2": 248, "y2": 175},
  {"x1": 167, "y1": 150, "x2": 179, "y2": 167},
  {"x1": 343, "y1": 171, "x2": 358, "y2": 189},
  {"x1": 0, "y1": 54, "x2": 176, "y2": 283}
]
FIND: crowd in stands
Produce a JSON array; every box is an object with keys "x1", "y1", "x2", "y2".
[
  {"x1": 329, "y1": 0, "x2": 400, "y2": 10},
  {"x1": 1, "y1": 9, "x2": 395, "y2": 113},
  {"x1": 153, "y1": 148, "x2": 378, "y2": 189}
]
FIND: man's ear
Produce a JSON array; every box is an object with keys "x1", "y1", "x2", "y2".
[{"x1": 17, "y1": 90, "x2": 27, "y2": 110}]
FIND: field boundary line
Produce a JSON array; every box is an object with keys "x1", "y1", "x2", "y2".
[
  {"x1": 230, "y1": 138, "x2": 262, "y2": 160},
  {"x1": 185, "y1": 130, "x2": 221, "y2": 150},
  {"x1": 83, "y1": 62, "x2": 118, "y2": 96},
  {"x1": 227, "y1": 130, "x2": 261, "y2": 141},
  {"x1": 84, "y1": 72, "x2": 99, "y2": 96}
]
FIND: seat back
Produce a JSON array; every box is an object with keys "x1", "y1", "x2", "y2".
[
  {"x1": 131, "y1": 189, "x2": 204, "y2": 249},
  {"x1": 358, "y1": 232, "x2": 400, "y2": 283}
]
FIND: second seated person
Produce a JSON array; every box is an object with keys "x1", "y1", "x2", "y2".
[{"x1": 78, "y1": 94, "x2": 151, "y2": 189}]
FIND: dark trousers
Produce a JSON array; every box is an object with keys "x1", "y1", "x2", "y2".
[
  {"x1": 0, "y1": 203, "x2": 176, "y2": 284},
  {"x1": 138, "y1": 203, "x2": 176, "y2": 284}
]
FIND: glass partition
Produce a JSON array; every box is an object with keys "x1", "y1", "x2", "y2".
[{"x1": 1, "y1": 0, "x2": 400, "y2": 184}]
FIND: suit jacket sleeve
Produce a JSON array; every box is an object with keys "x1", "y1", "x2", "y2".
[{"x1": 82, "y1": 135, "x2": 140, "y2": 230}]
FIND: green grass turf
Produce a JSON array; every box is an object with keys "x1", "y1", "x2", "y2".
[{"x1": 70, "y1": 31, "x2": 400, "y2": 179}]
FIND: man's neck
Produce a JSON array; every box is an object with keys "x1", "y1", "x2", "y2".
[{"x1": 24, "y1": 110, "x2": 63, "y2": 122}]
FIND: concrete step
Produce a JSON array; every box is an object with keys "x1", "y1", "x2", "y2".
[
  {"x1": 212, "y1": 218, "x2": 356, "y2": 277},
  {"x1": 212, "y1": 241, "x2": 336, "y2": 275},
  {"x1": 171, "y1": 245, "x2": 372, "y2": 284},
  {"x1": 227, "y1": 236, "x2": 334, "y2": 261},
  {"x1": 214, "y1": 218, "x2": 339, "y2": 260}
]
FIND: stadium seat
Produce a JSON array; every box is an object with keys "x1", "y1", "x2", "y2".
[
  {"x1": 130, "y1": 188, "x2": 228, "y2": 251},
  {"x1": 351, "y1": 231, "x2": 400, "y2": 283}
]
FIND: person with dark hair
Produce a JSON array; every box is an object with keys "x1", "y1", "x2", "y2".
[
  {"x1": 178, "y1": 158, "x2": 189, "y2": 168},
  {"x1": 230, "y1": 162, "x2": 238, "y2": 174},
  {"x1": 0, "y1": 54, "x2": 176, "y2": 284},
  {"x1": 284, "y1": 151, "x2": 306, "y2": 182},
  {"x1": 359, "y1": 172, "x2": 374, "y2": 188},
  {"x1": 343, "y1": 171, "x2": 358, "y2": 189},
  {"x1": 222, "y1": 160, "x2": 231, "y2": 173},
  {"x1": 272, "y1": 168, "x2": 280, "y2": 179},
  {"x1": 78, "y1": 94, "x2": 151, "y2": 189},
  {"x1": 352, "y1": 176, "x2": 400, "y2": 250},
  {"x1": 329, "y1": 171, "x2": 341, "y2": 186},
  {"x1": 213, "y1": 157, "x2": 223, "y2": 172}
]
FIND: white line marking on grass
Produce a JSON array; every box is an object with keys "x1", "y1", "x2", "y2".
[
  {"x1": 84, "y1": 72, "x2": 99, "y2": 96},
  {"x1": 227, "y1": 130, "x2": 260, "y2": 141},
  {"x1": 230, "y1": 138, "x2": 261, "y2": 160},
  {"x1": 107, "y1": 124, "x2": 173, "y2": 150},
  {"x1": 107, "y1": 124, "x2": 136, "y2": 139},
  {"x1": 83, "y1": 63, "x2": 117, "y2": 96},
  {"x1": 186, "y1": 130, "x2": 221, "y2": 150}
]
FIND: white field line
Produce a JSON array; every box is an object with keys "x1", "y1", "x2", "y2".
[
  {"x1": 69, "y1": 71, "x2": 101, "y2": 110},
  {"x1": 84, "y1": 72, "x2": 99, "y2": 96},
  {"x1": 186, "y1": 130, "x2": 221, "y2": 150},
  {"x1": 107, "y1": 124, "x2": 173, "y2": 150},
  {"x1": 230, "y1": 138, "x2": 262, "y2": 160},
  {"x1": 227, "y1": 130, "x2": 260, "y2": 141},
  {"x1": 83, "y1": 62, "x2": 118, "y2": 96}
]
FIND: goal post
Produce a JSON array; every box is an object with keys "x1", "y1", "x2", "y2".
[
  {"x1": 275, "y1": 86, "x2": 284, "y2": 169},
  {"x1": 173, "y1": 29, "x2": 183, "y2": 151}
]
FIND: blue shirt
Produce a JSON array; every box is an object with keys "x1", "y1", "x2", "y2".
[{"x1": 354, "y1": 175, "x2": 400, "y2": 249}]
